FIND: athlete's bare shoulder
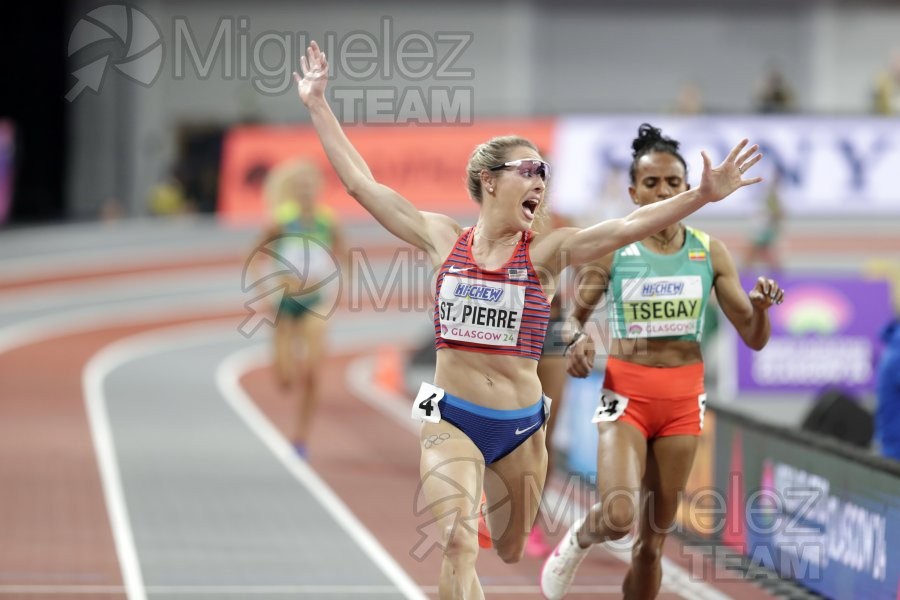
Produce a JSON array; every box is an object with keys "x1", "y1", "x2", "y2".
[
  {"x1": 421, "y1": 211, "x2": 464, "y2": 266},
  {"x1": 528, "y1": 226, "x2": 580, "y2": 274},
  {"x1": 530, "y1": 225, "x2": 578, "y2": 252}
]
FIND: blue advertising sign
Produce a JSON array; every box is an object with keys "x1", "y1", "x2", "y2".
[{"x1": 714, "y1": 415, "x2": 900, "y2": 599}]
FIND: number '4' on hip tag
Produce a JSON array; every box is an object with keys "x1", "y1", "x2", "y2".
[
  {"x1": 592, "y1": 389, "x2": 629, "y2": 423},
  {"x1": 412, "y1": 382, "x2": 444, "y2": 424}
]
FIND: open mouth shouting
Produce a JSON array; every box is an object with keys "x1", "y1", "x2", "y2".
[{"x1": 522, "y1": 196, "x2": 540, "y2": 220}]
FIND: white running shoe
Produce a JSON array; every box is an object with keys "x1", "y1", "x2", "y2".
[{"x1": 540, "y1": 517, "x2": 590, "y2": 600}]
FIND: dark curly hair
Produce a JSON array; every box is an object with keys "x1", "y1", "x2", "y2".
[{"x1": 629, "y1": 123, "x2": 688, "y2": 185}]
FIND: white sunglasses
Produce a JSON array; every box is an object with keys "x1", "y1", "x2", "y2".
[{"x1": 488, "y1": 159, "x2": 550, "y2": 182}]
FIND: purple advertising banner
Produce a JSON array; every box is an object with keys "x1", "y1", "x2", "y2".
[
  {"x1": 737, "y1": 275, "x2": 893, "y2": 394},
  {"x1": 0, "y1": 120, "x2": 13, "y2": 225}
]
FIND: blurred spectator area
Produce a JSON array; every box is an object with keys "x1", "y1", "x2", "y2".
[
  {"x1": 61, "y1": 0, "x2": 900, "y2": 221},
  {"x1": 139, "y1": 123, "x2": 227, "y2": 218}
]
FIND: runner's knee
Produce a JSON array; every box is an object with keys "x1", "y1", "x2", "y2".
[
  {"x1": 442, "y1": 524, "x2": 478, "y2": 566},
  {"x1": 632, "y1": 534, "x2": 665, "y2": 566},
  {"x1": 594, "y1": 496, "x2": 636, "y2": 540},
  {"x1": 495, "y1": 536, "x2": 526, "y2": 564}
]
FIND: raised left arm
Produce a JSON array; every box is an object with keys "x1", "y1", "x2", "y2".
[
  {"x1": 559, "y1": 139, "x2": 763, "y2": 267},
  {"x1": 560, "y1": 188, "x2": 706, "y2": 266}
]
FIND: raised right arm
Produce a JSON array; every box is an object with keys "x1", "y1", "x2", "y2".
[{"x1": 294, "y1": 42, "x2": 459, "y2": 261}]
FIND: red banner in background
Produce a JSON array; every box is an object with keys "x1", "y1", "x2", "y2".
[{"x1": 218, "y1": 120, "x2": 556, "y2": 225}]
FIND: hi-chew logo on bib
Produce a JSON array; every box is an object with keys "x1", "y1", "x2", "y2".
[
  {"x1": 438, "y1": 275, "x2": 525, "y2": 346},
  {"x1": 621, "y1": 275, "x2": 702, "y2": 338},
  {"x1": 453, "y1": 282, "x2": 504, "y2": 302}
]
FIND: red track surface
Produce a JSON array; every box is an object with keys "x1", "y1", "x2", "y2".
[
  {"x1": 244, "y1": 353, "x2": 775, "y2": 599},
  {"x1": 0, "y1": 311, "x2": 237, "y2": 599},
  {"x1": 0, "y1": 252, "x2": 793, "y2": 599}
]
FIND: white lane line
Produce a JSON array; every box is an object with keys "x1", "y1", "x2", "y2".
[
  {"x1": 0, "y1": 584, "x2": 622, "y2": 595},
  {"x1": 0, "y1": 295, "x2": 243, "y2": 356},
  {"x1": 217, "y1": 344, "x2": 427, "y2": 600},
  {"x1": 81, "y1": 320, "x2": 294, "y2": 600},
  {"x1": 0, "y1": 266, "x2": 237, "y2": 313},
  {"x1": 81, "y1": 319, "x2": 423, "y2": 600},
  {"x1": 537, "y1": 486, "x2": 731, "y2": 600},
  {"x1": 344, "y1": 355, "x2": 733, "y2": 600},
  {"x1": 0, "y1": 247, "x2": 239, "y2": 283},
  {"x1": 0, "y1": 235, "x2": 246, "y2": 282}
]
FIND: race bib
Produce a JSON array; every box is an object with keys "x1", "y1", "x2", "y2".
[
  {"x1": 411, "y1": 382, "x2": 444, "y2": 423},
  {"x1": 592, "y1": 389, "x2": 629, "y2": 423},
  {"x1": 619, "y1": 275, "x2": 703, "y2": 338},
  {"x1": 437, "y1": 274, "x2": 525, "y2": 347}
]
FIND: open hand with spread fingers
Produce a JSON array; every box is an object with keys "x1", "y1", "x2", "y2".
[
  {"x1": 697, "y1": 139, "x2": 764, "y2": 203},
  {"x1": 293, "y1": 40, "x2": 328, "y2": 107}
]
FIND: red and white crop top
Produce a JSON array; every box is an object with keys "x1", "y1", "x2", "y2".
[{"x1": 433, "y1": 228, "x2": 550, "y2": 360}]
